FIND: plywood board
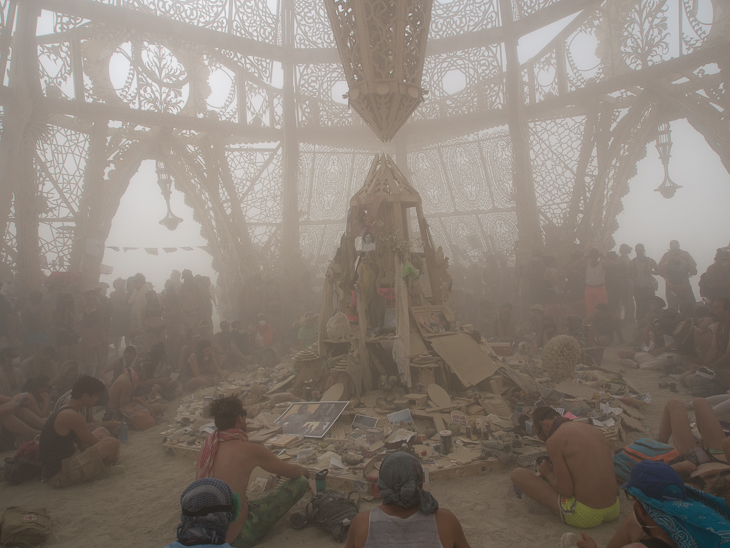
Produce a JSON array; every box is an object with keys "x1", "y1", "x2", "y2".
[
  {"x1": 427, "y1": 384, "x2": 451, "y2": 408},
  {"x1": 430, "y1": 333, "x2": 499, "y2": 387}
]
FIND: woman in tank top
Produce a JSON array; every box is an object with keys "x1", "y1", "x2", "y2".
[{"x1": 345, "y1": 452, "x2": 471, "y2": 548}]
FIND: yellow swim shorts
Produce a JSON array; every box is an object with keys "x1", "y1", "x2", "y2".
[{"x1": 558, "y1": 495, "x2": 620, "y2": 529}]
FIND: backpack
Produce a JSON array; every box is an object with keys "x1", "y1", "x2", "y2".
[
  {"x1": 613, "y1": 438, "x2": 680, "y2": 483},
  {"x1": 3, "y1": 441, "x2": 41, "y2": 486},
  {"x1": 290, "y1": 490, "x2": 360, "y2": 542},
  {"x1": 0, "y1": 506, "x2": 51, "y2": 548},
  {"x1": 118, "y1": 402, "x2": 156, "y2": 430}
]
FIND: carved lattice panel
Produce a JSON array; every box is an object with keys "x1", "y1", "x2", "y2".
[
  {"x1": 38, "y1": 42, "x2": 74, "y2": 99},
  {"x1": 415, "y1": 45, "x2": 505, "y2": 121},
  {"x1": 529, "y1": 115, "x2": 586, "y2": 225},
  {"x1": 430, "y1": 0, "x2": 499, "y2": 39}
]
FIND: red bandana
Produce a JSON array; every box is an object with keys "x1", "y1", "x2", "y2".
[{"x1": 196, "y1": 428, "x2": 249, "y2": 479}]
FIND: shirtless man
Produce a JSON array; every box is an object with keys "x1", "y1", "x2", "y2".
[
  {"x1": 510, "y1": 407, "x2": 619, "y2": 528},
  {"x1": 197, "y1": 395, "x2": 310, "y2": 547},
  {"x1": 38, "y1": 375, "x2": 120, "y2": 487}
]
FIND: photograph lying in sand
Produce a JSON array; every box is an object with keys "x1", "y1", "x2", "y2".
[{"x1": 275, "y1": 401, "x2": 349, "y2": 438}]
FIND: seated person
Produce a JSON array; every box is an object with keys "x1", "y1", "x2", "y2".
[
  {"x1": 573, "y1": 460, "x2": 730, "y2": 548},
  {"x1": 178, "y1": 329, "x2": 201, "y2": 373},
  {"x1": 20, "y1": 345, "x2": 57, "y2": 381},
  {"x1": 567, "y1": 315, "x2": 598, "y2": 348},
  {"x1": 105, "y1": 363, "x2": 163, "y2": 425},
  {"x1": 656, "y1": 398, "x2": 729, "y2": 469},
  {"x1": 0, "y1": 346, "x2": 26, "y2": 397},
  {"x1": 39, "y1": 375, "x2": 121, "y2": 487},
  {"x1": 52, "y1": 360, "x2": 81, "y2": 401},
  {"x1": 165, "y1": 477, "x2": 237, "y2": 548},
  {"x1": 297, "y1": 313, "x2": 319, "y2": 350},
  {"x1": 0, "y1": 392, "x2": 42, "y2": 444},
  {"x1": 346, "y1": 451, "x2": 470, "y2": 548},
  {"x1": 134, "y1": 342, "x2": 173, "y2": 399},
  {"x1": 185, "y1": 340, "x2": 228, "y2": 393},
  {"x1": 197, "y1": 395, "x2": 310, "y2": 547},
  {"x1": 21, "y1": 375, "x2": 53, "y2": 418},
  {"x1": 587, "y1": 303, "x2": 624, "y2": 345},
  {"x1": 691, "y1": 298, "x2": 730, "y2": 394},
  {"x1": 510, "y1": 407, "x2": 619, "y2": 528},
  {"x1": 620, "y1": 310, "x2": 681, "y2": 371},
  {"x1": 101, "y1": 345, "x2": 137, "y2": 385}
]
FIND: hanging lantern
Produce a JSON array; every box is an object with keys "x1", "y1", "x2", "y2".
[
  {"x1": 156, "y1": 160, "x2": 183, "y2": 230},
  {"x1": 654, "y1": 122, "x2": 682, "y2": 199},
  {"x1": 324, "y1": 0, "x2": 433, "y2": 142}
]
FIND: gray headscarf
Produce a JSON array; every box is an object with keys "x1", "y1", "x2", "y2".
[
  {"x1": 376, "y1": 452, "x2": 439, "y2": 515},
  {"x1": 176, "y1": 478, "x2": 239, "y2": 546}
]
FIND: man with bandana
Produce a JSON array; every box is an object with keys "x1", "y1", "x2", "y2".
[
  {"x1": 345, "y1": 452, "x2": 470, "y2": 548},
  {"x1": 166, "y1": 478, "x2": 238, "y2": 548},
  {"x1": 511, "y1": 407, "x2": 620, "y2": 528},
  {"x1": 569, "y1": 460, "x2": 730, "y2": 548},
  {"x1": 197, "y1": 395, "x2": 310, "y2": 548}
]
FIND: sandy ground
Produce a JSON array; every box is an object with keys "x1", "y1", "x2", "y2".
[{"x1": 0, "y1": 343, "x2": 698, "y2": 548}]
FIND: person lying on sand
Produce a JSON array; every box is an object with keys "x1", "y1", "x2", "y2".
[
  {"x1": 511, "y1": 406, "x2": 620, "y2": 528},
  {"x1": 165, "y1": 477, "x2": 238, "y2": 548},
  {"x1": 38, "y1": 375, "x2": 121, "y2": 487},
  {"x1": 345, "y1": 451, "x2": 470, "y2": 548},
  {"x1": 196, "y1": 395, "x2": 310, "y2": 547},
  {"x1": 564, "y1": 461, "x2": 730, "y2": 548}
]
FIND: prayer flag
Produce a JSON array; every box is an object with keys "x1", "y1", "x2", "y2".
[
  {"x1": 145, "y1": 248, "x2": 159, "y2": 255},
  {"x1": 163, "y1": 248, "x2": 177, "y2": 253},
  {"x1": 107, "y1": 246, "x2": 120, "y2": 252}
]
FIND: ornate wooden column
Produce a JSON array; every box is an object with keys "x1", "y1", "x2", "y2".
[
  {"x1": 280, "y1": 0, "x2": 300, "y2": 267},
  {"x1": 7, "y1": 3, "x2": 44, "y2": 292},
  {"x1": 499, "y1": 0, "x2": 542, "y2": 259}
]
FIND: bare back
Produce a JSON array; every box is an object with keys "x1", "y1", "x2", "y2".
[
  {"x1": 208, "y1": 439, "x2": 307, "y2": 542},
  {"x1": 547, "y1": 421, "x2": 616, "y2": 508}
]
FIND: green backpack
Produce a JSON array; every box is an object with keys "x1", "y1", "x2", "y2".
[{"x1": 0, "y1": 507, "x2": 51, "y2": 548}]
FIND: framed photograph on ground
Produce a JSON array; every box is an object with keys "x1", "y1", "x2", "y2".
[
  {"x1": 352, "y1": 414, "x2": 379, "y2": 431},
  {"x1": 275, "y1": 401, "x2": 349, "y2": 438},
  {"x1": 411, "y1": 305, "x2": 455, "y2": 338}
]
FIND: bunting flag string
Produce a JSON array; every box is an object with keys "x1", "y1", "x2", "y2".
[{"x1": 107, "y1": 246, "x2": 208, "y2": 253}]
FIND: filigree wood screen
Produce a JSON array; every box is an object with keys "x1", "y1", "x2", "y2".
[{"x1": 0, "y1": 0, "x2": 727, "y2": 293}]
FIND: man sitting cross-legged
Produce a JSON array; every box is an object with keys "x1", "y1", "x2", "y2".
[
  {"x1": 39, "y1": 375, "x2": 121, "y2": 488},
  {"x1": 197, "y1": 395, "x2": 310, "y2": 548},
  {"x1": 511, "y1": 406, "x2": 620, "y2": 528}
]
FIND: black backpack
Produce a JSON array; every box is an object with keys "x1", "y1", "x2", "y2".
[
  {"x1": 3, "y1": 456, "x2": 42, "y2": 486},
  {"x1": 290, "y1": 490, "x2": 360, "y2": 542}
]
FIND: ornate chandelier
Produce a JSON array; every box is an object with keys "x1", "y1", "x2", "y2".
[
  {"x1": 324, "y1": 0, "x2": 432, "y2": 142},
  {"x1": 654, "y1": 122, "x2": 682, "y2": 199},
  {"x1": 156, "y1": 160, "x2": 183, "y2": 230}
]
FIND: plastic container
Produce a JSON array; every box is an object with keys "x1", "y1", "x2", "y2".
[{"x1": 120, "y1": 421, "x2": 129, "y2": 442}]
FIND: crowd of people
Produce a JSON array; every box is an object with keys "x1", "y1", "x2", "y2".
[{"x1": 2, "y1": 238, "x2": 730, "y2": 548}]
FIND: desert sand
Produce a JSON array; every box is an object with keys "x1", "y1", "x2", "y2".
[{"x1": 0, "y1": 348, "x2": 695, "y2": 548}]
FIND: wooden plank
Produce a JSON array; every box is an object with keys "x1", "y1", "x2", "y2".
[{"x1": 430, "y1": 333, "x2": 499, "y2": 387}]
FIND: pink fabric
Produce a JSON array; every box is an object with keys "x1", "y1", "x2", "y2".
[{"x1": 196, "y1": 428, "x2": 249, "y2": 479}]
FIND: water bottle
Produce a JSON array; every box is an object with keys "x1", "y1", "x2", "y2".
[
  {"x1": 120, "y1": 421, "x2": 129, "y2": 442},
  {"x1": 315, "y1": 469, "x2": 328, "y2": 493}
]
